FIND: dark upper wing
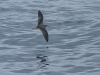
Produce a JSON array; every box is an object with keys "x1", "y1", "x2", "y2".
[
  {"x1": 38, "y1": 10, "x2": 43, "y2": 25},
  {"x1": 40, "y1": 28, "x2": 48, "y2": 42}
]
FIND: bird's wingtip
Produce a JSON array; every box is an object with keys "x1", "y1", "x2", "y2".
[
  {"x1": 46, "y1": 38, "x2": 48, "y2": 42},
  {"x1": 38, "y1": 10, "x2": 40, "y2": 12}
]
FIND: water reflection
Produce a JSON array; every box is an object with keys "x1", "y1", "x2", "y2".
[{"x1": 36, "y1": 52, "x2": 49, "y2": 69}]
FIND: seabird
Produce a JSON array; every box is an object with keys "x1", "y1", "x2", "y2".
[{"x1": 33, "y1": 10, "x2": 48, "y2": 42}]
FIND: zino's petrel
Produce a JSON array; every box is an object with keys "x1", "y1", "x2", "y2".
[{"x1": 33, "y1": 10, "x2": 48, "y2": 42}]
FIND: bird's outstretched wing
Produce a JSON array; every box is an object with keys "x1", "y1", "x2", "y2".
[
  {"x1": 38, "y1": 10, "x2": 43, "y2": 25},
  {"x1": 40, "y1": 28, "x2": 48, "y2": 42}
]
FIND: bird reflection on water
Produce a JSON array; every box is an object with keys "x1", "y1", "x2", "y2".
[{"x1": 36, "y1": 54, "x2": 49, "y2": 69}]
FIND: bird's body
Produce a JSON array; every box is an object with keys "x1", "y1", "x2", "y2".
[
  {"x1": 36, "y1": 24, "x2": 47, "y2": 29},
  {"x1": 34, "y1": 10, "x2": 49, "y2": 42}
]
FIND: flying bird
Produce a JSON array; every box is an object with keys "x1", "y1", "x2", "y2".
[{"x1": 33, "y1": 10, "x2": 48, "y2": 42}]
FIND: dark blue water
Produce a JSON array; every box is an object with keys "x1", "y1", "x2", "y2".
[{"x1": 0, "y1": 0, "x2": 100, "y2": 75}]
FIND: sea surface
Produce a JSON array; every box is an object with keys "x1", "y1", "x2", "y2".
[{"x1": 0, "y1": 0, "x2": 100, "y2": 75}]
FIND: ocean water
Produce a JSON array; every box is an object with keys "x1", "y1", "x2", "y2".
[{"x1": 0, "y1": 0, "x2": 100, "y2": 75}]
